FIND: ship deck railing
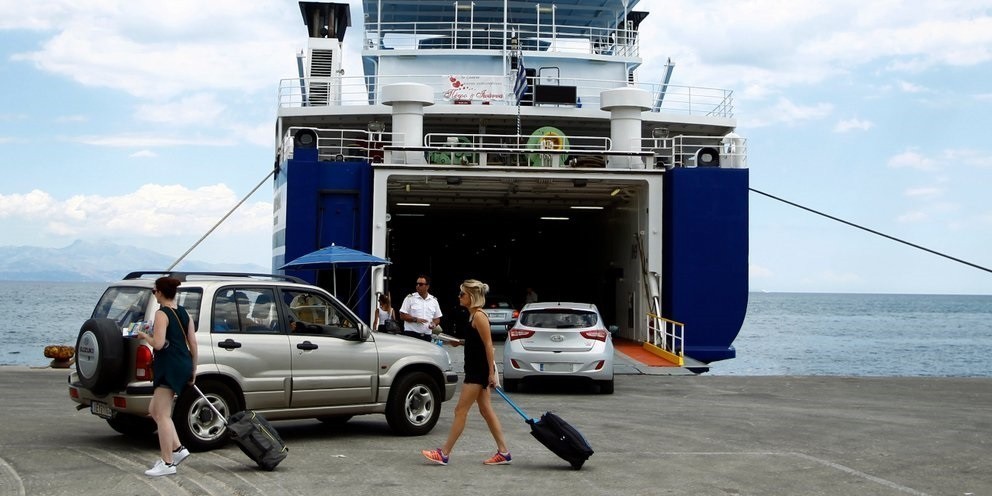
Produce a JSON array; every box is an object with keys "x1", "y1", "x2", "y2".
[
  {"x1": 282, "y1": 127, "x2": 746, "y2": 170},
  {"x1": 279, "y1": 75, "x2": 734, "y2": 118},
  {"x1": 365, "y1": 19, "x2": 640, "y2": 58},
  {"x1": 646, "y1": 312, "x2": 685, "y2": 366}
]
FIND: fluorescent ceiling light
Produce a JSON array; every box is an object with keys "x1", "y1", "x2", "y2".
[
  {"x1": 396, "y1": 203, "x2": 431, "y2": 207},
  {"x1": 540, "y1": 216, "x2": 570, "y2": 221},
  {"x1": 570, "y1": 206, "x2": 604, "y2": 210},
  {"x1": 610, "y1": 188, "x2": 622, "y2": 197},
  {"x1": 394, "y1": 213, "x2": 426, "y2": 217}
]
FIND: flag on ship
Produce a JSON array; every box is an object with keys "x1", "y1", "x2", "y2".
[{"x1": 513, "y1": 58, "x2": 528, "y2": 104}]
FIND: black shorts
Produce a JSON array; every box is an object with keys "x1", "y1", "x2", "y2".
[{"x1": 464, "y1": 372, "x2": 489, "y2": 386}]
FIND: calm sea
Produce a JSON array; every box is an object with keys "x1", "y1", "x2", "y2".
[{"x1": 2, "y1": 281, "x2": 990, "y2": 376}]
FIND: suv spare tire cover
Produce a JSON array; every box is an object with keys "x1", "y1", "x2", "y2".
[{"x1": 75, "y1": 318, "x2": 126, "y2": 395}]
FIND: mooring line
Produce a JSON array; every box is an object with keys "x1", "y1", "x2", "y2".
[{"x1": 751, "y1": 188, "x2": 991, "y2": 274}]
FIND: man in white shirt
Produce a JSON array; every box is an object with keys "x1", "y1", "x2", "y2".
[{"x1": 399, "y1": 275, "x2": 443, "y2": 341}]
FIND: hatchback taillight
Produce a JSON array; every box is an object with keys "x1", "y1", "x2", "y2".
[
  {"x1": 135, "y1": 344, "x2": 154, "y2": 381},
  {"x1": 580, "y1": 329, "x2": 608, "y2": 342},
  {"x1": 508, "y1": 328, "x2": 535, "y2": 341}
]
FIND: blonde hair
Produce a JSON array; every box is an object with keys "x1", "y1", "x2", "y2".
[{"x1": 460, "y1": 279, "x2": 489, "y2": 308}]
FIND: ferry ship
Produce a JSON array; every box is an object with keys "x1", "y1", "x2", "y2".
[{"x1": 273, "y1": 0, "x2": 748, "y2": 367}]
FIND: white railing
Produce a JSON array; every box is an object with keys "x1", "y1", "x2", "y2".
[
  {"x1": 641, "y1": 135, "x2": 748, "y2": 169},
  {"x1": 283, "y1": 127, "x2": 747, "y2": 170},
  {"x1": 365, "y1": 20, "x2": 639, "y2": 57},
  {"x1": 278, "y1": 75, "x2": 734, "y2": 117},
  {"x1": 647, "y1": 312, "x2": 684, "y2": 364}
]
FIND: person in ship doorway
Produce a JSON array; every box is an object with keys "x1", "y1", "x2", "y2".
[
  {"x1": 134, "y1": 276, "x2": 197, "y2": 477},
  {"x1": 524, "y1": 287, "x2": 539, "y2": 304},
  {"x1": 399, "y1": 275, "x2": 442, "y2": 341},
  {"x1": 422, "y1": 279, "x2": 511, "y2": 466},
  {"x1": 373, "y1": 293, "x2": 400, "y2": 333}
]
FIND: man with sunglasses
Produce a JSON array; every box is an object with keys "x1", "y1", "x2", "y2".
[{"x1": 399, "y1": 275, "x2": 442, "y2": 341}]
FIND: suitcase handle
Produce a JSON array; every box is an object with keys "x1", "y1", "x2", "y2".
[
  {"x1": 191, "y1": 385, "x2": 229, "y2": 426},
  {"x1": 493, "y1": 387, "x2": 537, "y2": 423}
]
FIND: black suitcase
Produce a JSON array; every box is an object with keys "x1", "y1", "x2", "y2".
[
  {"x1": 494, "y1": 387, "x2": 594, "y2": 469},
  {"x1": 192, "y1": 386, "x2": 288, "y2": 470}
]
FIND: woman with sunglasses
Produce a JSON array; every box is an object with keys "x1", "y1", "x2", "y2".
[
  {"x1": 134, "y1": 276, "x2": 198, "y2": 476},
  {"x1": 422, "y1": 279, "x2": 511, "y2": 466}
]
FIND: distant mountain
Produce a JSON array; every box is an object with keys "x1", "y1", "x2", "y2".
[{"x1": 0, "y1": 240, "x2": 269, "y2": 282}]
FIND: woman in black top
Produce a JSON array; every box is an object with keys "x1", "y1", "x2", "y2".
[
  {"x1": 422, "y1": 279, "x2": 511, "y2": 466},
  {"x1": 135, "y1": 276, "x2": 198, "y2": 476}
]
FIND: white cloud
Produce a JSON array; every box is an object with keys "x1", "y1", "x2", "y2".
[
  {"x1": 888, "y1": 150, "x2": 939, "y2": 171},
  {"x1": 68, "y1": 134, "x2": 237, "y2": 148},
  {"x1": 833, "y1": 118, "x2": 874, "y2": 133},
  {"x1": 0, "y1": 184, "x2": 270, "y2": 238},
  {"x1": 135, "y1": 93, "x2": 225, "y2": 125},
  {"x1": 0, "y1": 190, "x2": 57, "y2": 218},
  {"x1": 904, "y1": 186, "x2": 943, "y2": 199},
  {"x1": 943, "y1": 149, "x2": 992, "y2": 168},
  {"x1": 896, "y1": 80, "x2": 927, "y2": 93},
  {"x1": 8, "y1": 2, "x2": 300, "y2": 99},
  {"x1": 129, "y1": 150, "x2": 158, "y2": 158},
  {"x1": 747, "y1": 97, "x2": 833, "y2": 128}
]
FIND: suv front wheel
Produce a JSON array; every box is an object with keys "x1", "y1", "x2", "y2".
[
  {"x1": 174, "y1": 380, "x2": 238, "y2": 451},
  {"x1": 385, "y1": 371, "x2": 441, "y2": 436}
]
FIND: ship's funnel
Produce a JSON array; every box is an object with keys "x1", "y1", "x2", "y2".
[{"x1": 299, "y1": 2, "x2": 351, "y2": 41}]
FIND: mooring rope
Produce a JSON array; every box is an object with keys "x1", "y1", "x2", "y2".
[
  {"x1": 167, "y1": 167, "x2": 276, "y2": 271},
  {"x1": 750, "y1": 188, "x2": 992, "y2": 275}
]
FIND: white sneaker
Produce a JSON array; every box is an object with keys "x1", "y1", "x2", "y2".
[
  {"x1": 172, "y1": 446, "x2": 190, "y2": 466},
  {"x1": 144, "y1": 459, "x2": 176, "y2": 477}
]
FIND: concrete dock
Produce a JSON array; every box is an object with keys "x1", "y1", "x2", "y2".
[{"x1": 1, "y1": 358, "x2": 990, "y2": 495}]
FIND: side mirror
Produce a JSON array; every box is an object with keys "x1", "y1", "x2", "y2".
[
  {"x1": 608, "y1": 325, "x2": 619, "y2": 335},
  {"x1": 359, "y1": 325, "x2": 371, "y2": 341}
]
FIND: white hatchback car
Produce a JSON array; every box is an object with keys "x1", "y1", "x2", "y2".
[{"x1": 501, "y1": 302, "x2": 615, "y2": 394}]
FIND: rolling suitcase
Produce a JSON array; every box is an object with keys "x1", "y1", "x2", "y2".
[
  {"x1": 192, "y1": 385, "x2": 288, "y2": 470},
  {"x1": 494, "y1": 387, "x2": 593, "y2": 469}
]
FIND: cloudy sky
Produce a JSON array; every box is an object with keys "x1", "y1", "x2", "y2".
[{"x1": 1, "y1": 0, "x2": 990, "y2": 294}]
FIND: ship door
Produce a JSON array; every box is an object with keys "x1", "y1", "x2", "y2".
[{"x1": 316, "y1": 191, "x2": 360, "y2": 300}]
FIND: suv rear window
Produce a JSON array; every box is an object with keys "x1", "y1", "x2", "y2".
[
  {"x1": 92, "y1": 286, "x2": 152, "y2": 328},
  {"x1": 90, "y1": 286, "x2": 202, "y2": 331}
]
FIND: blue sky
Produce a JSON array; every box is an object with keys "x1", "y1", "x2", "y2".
[{"x1": 1, "y1": 1, "x2": 990, "y2": 294}]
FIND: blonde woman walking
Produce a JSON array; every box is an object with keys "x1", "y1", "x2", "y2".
[{"x1": 422, "y1": 279, "x2": 511, "y2": 466}]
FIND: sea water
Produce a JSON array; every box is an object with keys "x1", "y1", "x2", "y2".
[{"x1": 2, "y1": 281, "x2": 990, "y2": 376}]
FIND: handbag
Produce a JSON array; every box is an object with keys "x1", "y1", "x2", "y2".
[{"x1": 378, "y1": 319, "x2": 402, "y2": 334}]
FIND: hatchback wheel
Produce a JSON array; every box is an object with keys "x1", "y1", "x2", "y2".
[
  {"x1": 598, "y1": 379, "x2": 614, "y2": 394},
  {"x1": 385, "y1": 371, "x2": 440, "y2": 436}
]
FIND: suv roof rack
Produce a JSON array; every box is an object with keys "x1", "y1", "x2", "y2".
[{"x1": 123, "y1": 271, "x2": 307, "y2": 284}]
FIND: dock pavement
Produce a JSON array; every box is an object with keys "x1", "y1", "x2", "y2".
[{"x1": 0, "y1": 348, "x2": 989, "y2": 495}]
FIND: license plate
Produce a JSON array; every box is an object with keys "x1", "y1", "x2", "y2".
[
  {"x1": 540, "y1": 362, "x2": 572, "y2": 372},
  {"x1": 90, "y1": 401, "x2": 113, "y2": 419}
]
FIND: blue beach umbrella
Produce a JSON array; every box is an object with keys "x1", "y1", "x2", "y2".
[{"x1": 280, "y1": 243, "x2": 390, "y2": 297}]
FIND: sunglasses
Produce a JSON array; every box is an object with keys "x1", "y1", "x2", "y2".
[{"x1": 416, "y1": 282, "x2": 428, "y2": 286}]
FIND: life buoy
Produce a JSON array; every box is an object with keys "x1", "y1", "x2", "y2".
[{"x1": 526, "y1": 126, "x2": 570, "y2": 167}]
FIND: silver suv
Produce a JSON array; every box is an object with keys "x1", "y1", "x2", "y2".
[{"x1": 68, "y1": 272, "x2": 457, "y2": 451}]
